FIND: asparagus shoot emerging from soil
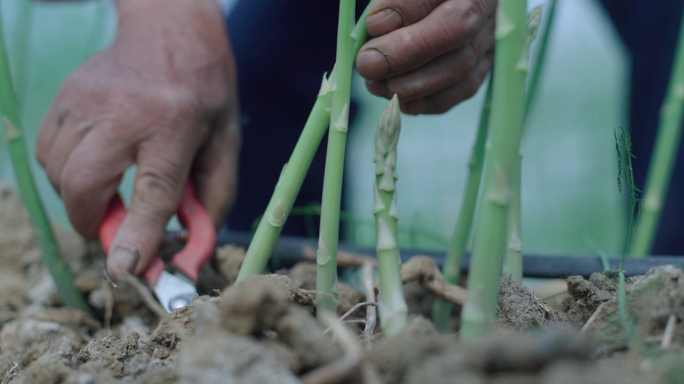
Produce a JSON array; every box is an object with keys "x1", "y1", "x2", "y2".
[
  {"x1": 615, "y1": 128, "x2": 640, "y2": 340},
  {"x1": 432, "y1": 80, "x2": 493, "y2": 332},
  {"x1": 374, "y1": 95, "x2": 408, "y2": 337},
  {"x1": 236, "y1": 75, "x2": 334, "y2": 281},
  {"x1": 502, "y1": 6, "x2": 543, "y2": 283},
  {"x1": 631, "y1": 6, "x2": 684, "y2": 256},
  {"x1": 315, "y1": 0, "x2": 357, "y2": 315},
  {"x1": 460, "y1": 0, "x2": 529, "y2": 340},
  {"x1": 236, "y1": 3, "x2": 373, "y2": 281},
  {"x1": 0, "y1": 20, "x2": 91, "y2": 314}
]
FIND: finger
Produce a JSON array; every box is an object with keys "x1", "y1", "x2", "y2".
[
  {"x1": 60, "y1": 128, "x2": 136, "y2": 239},
  {"x1": 107, "y1": 133, "x2": 204, "y2": 277},
  {"x1": 365, "y1": 16, "x2": 495, "y2": 102},
  {"x1": 36, "y1": 107, "x2": 66, "y2": 168},
  {"x1": 401, "y1": 52, "x2": 493, "y2": 115},
  {"x1": 357, "y1": 0, "x2": 494, "y2": 80},
  {"x1": 43, "y1": 112, "x2": 101, "y2": 193},
  {"x1": 366, "y1": 0, "x2": 446, "y2": 37},
  {"x1": 192, "y1": 110, "x2": 241, "y2": 226},
  {"x1": 36, "y1": 72, "x2": 86, "y2": 166}
]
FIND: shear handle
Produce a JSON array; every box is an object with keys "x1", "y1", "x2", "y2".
[
  {"x1": 171, "y1": 182, "x2": 216, "y2": 282},
  {"x1": 98, "y1": 181, "x2": 216, "y2": 285}
]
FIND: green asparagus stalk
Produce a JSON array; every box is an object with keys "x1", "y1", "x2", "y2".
[
  {"x1": 374, "y1": 95, "x2": 408, "y2": 337},
  {"x1": 631, "y1": 6, "x2": 684, "y2": 256},
  {"x1": 525, "y1": 0, "x2": 558, "y2": 117},
  {"x1": 502, "y1": 6, "x2": 542, "y2": 282},
  {"x1": 315, "y1": 0, "x2": 357, "y2": 315},
  {"x1": 353, "y1": 3, "x2": 372, "y2": 59},
  {"x1": 236, "y1": 2, "x2": 373, "y2": 282},
  {"x1": 236, "y1": 75, "x2": 333, "y2": 281},
  {"x1": 432, "y1": 80, "x2": 493, "y2": 332},
  {"x1": 502, "y1": 147, "x2": 523, "y2": 281},
  {"x1": 0, "y1": 18, "x2": 91, "y2": 314},
  {"x1": 460, "y1": 0, "x2": 528, "y2": 340},
  {"x1": 12, "y1": 0, "x2": 33, "y2": 111}
]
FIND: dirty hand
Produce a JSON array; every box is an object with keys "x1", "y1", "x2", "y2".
[
  {"x1": 36, "y1": 0, "x2": 240, "y2": 278},
  {"x1": 356, "y1": 0, "x2": 497, "y2": 114}
]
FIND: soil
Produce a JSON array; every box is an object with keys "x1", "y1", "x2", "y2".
[{"x1": 0, "y1": 185, "x2": 681, "y2": 383}]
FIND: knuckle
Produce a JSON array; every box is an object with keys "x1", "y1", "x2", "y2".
[
  {"x1": 444, "y1": 0, "x2": 482, "y2": 41},
  {"x1": 404, "y1": 32, "x2": 434, "y2": 63},
  {"x1": 154, "y1": 87, "x2": 202, "y2": 121}
]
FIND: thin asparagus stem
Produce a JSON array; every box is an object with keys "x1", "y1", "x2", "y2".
[
  {"x1": 525, "y1": 0, "x2": 558, "y2": 117},
  {"x1": 432, "y1": 79, "x2": 493, "y2": 332},
  {"x1": 12, "y1": 0, "x2": 33, "y2": 112},
  {"x1": 502, "y1": 147, "x2": 523, "y2": 281},
  {"x1": 236, "y1": 1, "x2": 374, "y2": 282},
  {"x1": 315, "y1": 0, "x2": 357, "y2": 315},
  {"x1": 236, "y1": 76, "x2": 333, "y2": 281},
  {"x1": 0, "y1": 17, "x2": 91, "y2": 314},
  {"x1": 374, "y1": 95, "x2": 407, "y2": 337},
  {"x1": 503, "y1": 5, "x2": 542, "y2": 283},
  {"x1": 631, "y1": 6, "x2": 684, "y2": 256},
  {"x1": 353, "y1": 3, "x2": 372, "y2": 59},
  {"x1": 460, "y1": 0, "x2": 529, "y2": 340}
]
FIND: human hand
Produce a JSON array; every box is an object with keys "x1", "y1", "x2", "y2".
[
  {"x1": 36, "y1": 0, "x2": 240, "y2": 278},
  {"x1": 356, "y1": 0, "x2": 497, "y2": 114}
]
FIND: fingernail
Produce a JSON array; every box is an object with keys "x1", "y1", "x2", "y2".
[
  {"x1": 109, "y1": 245, "x2": 140, "y2": 274},
  {"x1": 357, "y1": 49, "x2": 390, "y2": 79},
  {"x1": 366, "y1": 9, "x2": 403, "y2": 36}
]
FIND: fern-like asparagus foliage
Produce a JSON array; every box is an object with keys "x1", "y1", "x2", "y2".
[
  {"x1": 614, "y1": 127, "x2": 642, "y2": 270},
  {"x1": 614, "y1": 127, "x2": 640, "y2": 340}
]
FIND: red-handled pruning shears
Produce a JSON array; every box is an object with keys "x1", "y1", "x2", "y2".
[{"x1": 99, "y1": 181, "x2": 216, "y2": 312}]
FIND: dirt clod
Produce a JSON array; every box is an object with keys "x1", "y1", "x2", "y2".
[
  {"x1": 177, "y1": 329, "x2": 299, "y2": 384},
  {"x1": 563, "y1": 273, "x2": 618, "y2": 326},
  {"x1": 214, "y1": 245, "x2": 245, "y2": 285},
  {"x1": 497, "y1": 277, "x2": 566, "y2": 331}
]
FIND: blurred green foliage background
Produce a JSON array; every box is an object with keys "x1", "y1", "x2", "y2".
[{"x1": 0, "y1": 0, "x2": 628, "y2": 256}]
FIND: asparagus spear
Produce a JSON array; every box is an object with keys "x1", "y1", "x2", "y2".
[
  {"x1": 237, "y1": 2, "x2": 374, "y2": 283},
  {"x1": 236, "y1": 75, "x2": 333, "y2": 281},
  {"x1": 374, "y1": 95, "x2": 408, "y2": 337},
  {"x1": 503, "y1": 6, "x2": 543, "y2": 282},
  {"x1": 315, "y1": 0, "x2": 357, "y2": 314},
  {"x1": 0, "y1": 15, "x2": 91, "y2": 314},
  {"x1": 460, "y1": 0, "x2": 529, "y2": 340},
  {"x1": 632, "y1": 6, "x2": 684, "y2": 256},
  {"x1": 432, "y1": 80, "x2": 493, "y2": 332}
]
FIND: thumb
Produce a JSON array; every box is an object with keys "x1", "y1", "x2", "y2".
[{"x1": 107, "y1": 145, "x2": 192, "y2": 279}]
